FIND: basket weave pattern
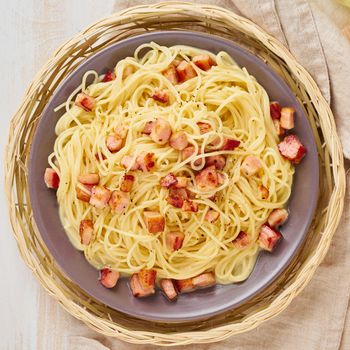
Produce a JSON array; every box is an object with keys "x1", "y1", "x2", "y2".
[{"x1": 4, "y1": 2, "x2": 346, "y2": 346}]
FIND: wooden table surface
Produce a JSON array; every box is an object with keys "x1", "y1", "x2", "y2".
[{"x1": 1, "y1": 1, "x2": 349, "y2": 349}]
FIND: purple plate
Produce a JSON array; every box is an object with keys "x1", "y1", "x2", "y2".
[{"x1": 28, "y1": 31, "x2": 319, "y2": 322}]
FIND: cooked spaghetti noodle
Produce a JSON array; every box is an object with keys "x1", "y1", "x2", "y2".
[{"x1": 48, "y1": 42, "x2": 294, "y2": 284}]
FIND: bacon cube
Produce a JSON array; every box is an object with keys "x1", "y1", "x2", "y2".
[
  {"x1": 44, "y1": 168, "x2": 60, "y2": 189},
  {"x1": 144, "y1": 211, "x2": 165, "y2": 233},
  {"x1": 109, "y1": 190, "x2": 130, "y2": 213},
  {"x1": 192, "y1": 272, "x2": 216, "y2": 288},
  {"x1": 169, "y1": 131, "x2": 188, "y2": 150},
  {"x1": 267, "y1": 208, "x2": 289, "y2": 228},
  {"x1": 162, "y1": 65, "x2": 179, "y2": 85},
  {"x1": 76, "y1": 184, "x2": 93, "y2": 202},
  {"x1": 166, "y1": 231, "x2": 185, "y2": 251},
  {"x1": 79, "y1": 220, "x2": 93, "y2": 245},
  {"x1": 270, "y1": 101, "x2": 282, "y2": 120},
  {"x1": 89, "y1": 185, "x2": 111, "y2": 209},
  {"x1": 182, "y1": 199, "x2": 198, "y2": 212},
  {"x1": 120, "y1": 174, "x2": 135, "y2": 192},
  {"x1": 233, "y1": 231, "x2": 250, "y2": 249},
  {"x1": 102, "y1": 71, "x2": 116, "y2": 82},
  {"x1": 136, "y1": 152, "x2": 155, "y2": 172},
  {"x1": 258, "y1": 224, "x2": 282, "y2": 252},
  {"x1": 195, "y1": 166, "x2": 219, "y2": 191},
  {"x1": 121, "y1": 155, "x2": 139, "y2": 171},
  {"x1": 130, "y1": 273, "x2": 155, "y2": 298},
  {"x1": 138, "y1": 269, "x2": 157, "y2": 291},
  {"x1": 106, "y1": 134, "x2": 123, "y2": 153},
  {"x1": 273, "y1": 119, "x2": 285, "y2": 137},
  {"x1": 160, "y1": 279, "x2": 177, "y2": 301},
  {"x1": 78, "y1": 173, "x2": 100, "y2": 185},
  {"x1": 221, "y1": 138, "x2": 240, "y2": 151},
  {"x1": 75, "y1": 92, "x2": 96, "y2": 112},
  {"x1": 152, "y1": 90, "x2": 169, "y2": 104},
  {"x1": 206, "y1": 155, "x2": 226, "y2": 170},
  {"x1": 150, "y1": 118, "x2": 172, "y2": 145},
  {"x1": 258, "y1": 184, "x2": 269, "y2": 200},
  {"x1": 99, "y1": 268, "x2": 120, "y2": 288},
  {"x1": 278, "y1": 135, "x2": 307, "y2": 164},
  {"x1": 160, "y1": 173, "x2": 178, "y2": 188},
  {"x1": 174, "y1": 278, "x2": 195, "y2": 293},
  {"x1": 142, "y1": 121, "x2": 154, "y2": 135},
  {"x1": 192, "y1": 54, "x2": 216, "y2": 71},
  {"x1": 197, "y1": 122, "x2": 212, "y2": 134},
  {"x1": 241, "y1": 155, "x2": 262, "y2": 176},
  {"x1": 205, "y1": 210, "x2": 219, "y2": 223},
  {"x1": 174, "y1": 176, "x2": 188, "y2": 189},
  {"x1": 176, "y1": 61, "x2": 197, "y2": 82},
  {"x1": 280, "y1": 107, "x2": 295, "y2": 130},
  {"x1": 166, "y1": 187, "x2": 187, "y2": 208}
]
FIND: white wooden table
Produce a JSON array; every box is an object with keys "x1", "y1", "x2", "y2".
[{"x1": 1, "y1": 1, "x2": 349, "y2": 349}]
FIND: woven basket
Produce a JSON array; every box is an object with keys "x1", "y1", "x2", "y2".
[{"x1": 4, "y1": 1, "x2": 346, "y2": 346}]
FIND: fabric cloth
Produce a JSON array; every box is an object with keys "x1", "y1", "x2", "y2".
[{"x1": 36, "y1": 1, "x2": 350, "y2": 349}]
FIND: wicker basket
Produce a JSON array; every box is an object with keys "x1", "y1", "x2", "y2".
[{"x1": 4, "y1": 2, "x2": 346, "y2": 346}]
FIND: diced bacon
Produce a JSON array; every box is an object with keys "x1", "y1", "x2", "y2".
[
  {"x1": 89, "y1": 185, "x2": 111, "y2": 209},
  {"x1": 152, "y1": 90, "x2": 169, "y2": 104},
  {"x1": 174, "y1": 176, "x2": 188, "y2": 188},
  {"x1": 79, "y1": 220, "x2": 93, "y2": 245},
  {"x1": 270, "y1": 101, "x2": 282, "y2": 120},
  {"x1": 160, "y1": 279, "x2": 177, "y2": 301},
  {"x1": 138, "y1": 269, "x2": 157, "y2": 291},
  {"x1": 241, "y1": 155, "x2": 262, "y2": 176},
  {"x1": 142, "y1": 121, "x2": 154, "y2": 135},
  {"x1": 195, "y1": 166, "x2": 219, "y2": 191},
  {"x1": 106, "y1": 134, "x2": 123, "y2": 153},
  {"x1": 192, "y1": 272, "x2": 216, "y2": 288},
  {"x1": 150, "y1": 118, "x2": 172, "y2": 145},
  {"x1": 182, "y1": 146, "x2": 203, "y2": 168},
  {"x1": 109, "y1": 190, "x2": 130, "y2": 213},
  {"x1": 206, "y1": 155, "x2": 226, "y2": 170},
  {"x1": 162, "y1": 65, "x2": 179, "y2": 85},
  {"x1": 176, "y1": 60, "x2": 197, "y2": 82},
  {"x1": 76, "y1": 184, "x2": 93, "y2": 202},
  {"x1": 169, "y1": 131, "x2": 188, "y2": 150},
  {"x1": 278, "y1": 135, "x2": 307, "y2": 164},
  {"x1": 197, "y1": 122, "x2": 212, "y2": 134},
  {"x1": 115, "y1": 123, "x2": 128, "y2": 139},
  {"x1": 75, "y1": 92, "x2": 96, "y2": 112},
  {"x1": 258, "y1": 185, "x2": 269, "y2": 200},
  {"x1": 221, "y1": 138, "x2": 240, "y2": 151},
  {"x1": 136, "y1": 152, "x2": 155, "y2": 172},
  {"x1": 233, "y1": 231, "x2": 250, "y2": 249},
  {"x1": 182, "y1": 199, "x2": 198, "y2": 212},
  {"x1": 95, "y1": 152, "x2": 106, "y2": 161},
  {"x1": 102, "y1": 71, "x2": 116, "y2": 82},
  {"x1": 120, "y1": 174, "x2": 135, "y2": 192},
  {"x1": 174, "y1": 278, "x2": 195, "y2": 293},
  {"x1": 130, "y1": 273, "x2": 154, "y2": 298},
  {"x1": 78, "y1": 173, "x2": 100, "y2": 185},
  {"x1": 160, "y1": 173, "x2": 178, "y2": 188},
  {"x1": 166, "y1": 231, "x2": 185, "y2": 251},
  {"x1": 280, "y1": 107, "x2": 295, "y2": 129},
  {"x1": 44, "y1": 168, "x2": 60, "y2": 189},
  {"x1": 99, "y1": 268, "x2": 120, "y2": 288},
  {"x1": 273, "y1": 119, "x2": 285, "y2": 136},
  {"x1": 123, "y1": 65, "x2": 134, "y2": 79},
  {"x1": 192, "y1": 54, "x2": 216, "y2": 71},
  {"x1": 166, "y1": 188, "x2": 188, "y2": 208},
  {"x1": 121, "y1": 155, "x2": 139, "y2": 170},
  {"x1": 205, "y1": 210, "x2": 219, "y2": 223},
  {"x1": 258, "y1": 224, "x2": 282, "y2": 252},
  {"x1": 267, "y1": 208, "x2": 289, "y2": 228},
  {"x1": 144, "y1": 211, "x2": 165, "y2": 233}
]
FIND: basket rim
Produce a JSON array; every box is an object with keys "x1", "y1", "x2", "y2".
[{"x1": 4, "y1": 1, "x2": 346, "y2": 345}]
